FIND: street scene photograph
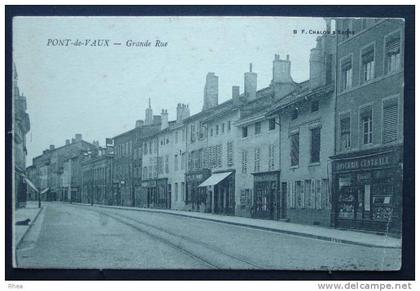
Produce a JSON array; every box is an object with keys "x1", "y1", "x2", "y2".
[{"x1": 11, "y1": 16, "x2": 404, "y2": 270}]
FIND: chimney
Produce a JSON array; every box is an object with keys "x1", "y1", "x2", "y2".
[
  {"x1": 75, "y1": 134, "x2": 82, "y2": 142},
  {"x1": 161, "y1": 109, "x2": 169, "y2": 130},
  {"x1": 135, "y1": 120, "x2": 144, "y2": 128},
  {"x1": 202, "y1": 72, "x2": 218, "y2": 110},
  {"x1": 65, "y1": 139, "x2": 70, "y2": 145},
  {"x1": 183, "y1": 104, "x2": 190, "y2": 119},
  {"x1": 145, "y1": 98, "x2": 153, "y2": 125},
  {"x1": 272, "y1": 54, "x2": 293, "y2": 84},
  {"x1": 49, "y1": 144, "x2": 55, "y2": 150},
  {"x1": 232, "y1": 85, "x2": 241, "y2": 105},
  {"x1": 244, "y1": 63, "x2": 257, "y2": 101},
  {"x1": 176, "y1": 103, "x2": 190, "y2": 122},
  {"x1": 153, "y1": 115, "x2": 161, "y2": 125},
  {"x1": 309, "y1": 38, "x2": 325, "y2": 89}
]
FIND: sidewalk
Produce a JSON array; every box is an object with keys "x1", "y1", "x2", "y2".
[
  {"x1": 14, "y1": 201, "x2": 44, "y2": 248},
  {"x1": 74, "y1": 202, "x2": 401, "y2": 249}
]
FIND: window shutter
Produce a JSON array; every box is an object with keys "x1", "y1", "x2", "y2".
[{"x1": 383, "y1": 102, "x2": 398, "y2": 143}]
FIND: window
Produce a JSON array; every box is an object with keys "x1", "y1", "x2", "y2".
[
  {"x1": 290, "y1": 132, "x2": 299, "y2": 167},
  {"x1": 269, "y1": 118, "x2": 276, "y2": 130},
  {"x1": 222, "y1": 123, "x2": 225, "y2": 133},
  {"x1": 216, "y1": 125, "x2": 219, "y2": 135},
  {"x1": 174, "y1": 183, "x2": 178, "y2": 202},
  {"x1": 181, "y1": 182, "x2": 185, "y2": 201},
  {"x1": 174, "y1": 154, "x2": 178, "y2": 171},
  {"x1": 360, "y1": 106, "x2": 373, "y2": 145},
  {"x1": 144, "y1": 143, "x2": 147, "y2": 155},
  {"x1": 228, "y1": 121, "x2": 231, "y2": 131},
  {"x1": 385, "y1": 31, "x2": 401, "y2": 74},
  {"x1": 216, "y1": 145, "x2": 222, "y2": 168},
  {"x1": 341, "y1": 57, "x2": 352, "y2": 91},
  {"x1": 242, "y1": 126, "x2": 248, "y2": 138},
  {"x1": 227, "y1": 141, "x2": 233, "y2": 167},
  {"x1": 361, "y1": 45, "x2": 375, "y2": 83},
  {"x1": 181, "y1": 152, "x2": 185, "y2": 170},
  {"x1": 165, "y1": 155, "x2": 169, "y2": 174},
  {"x1": 210, "y1": 128, "x2": 213, "y2": 136},
  {"x1": 190, "y1": 124, "x2": 196, "y2": 143},
  {"x1": 340, "y1": 115, "x2": 351, "y2": 151},
  {"x1": 268, "y1": 144, "x2": 275, "y2": 170},
  {"x1": 292, "y1": 108, "x2": 298, "y2": 120},
  {"x1": 241, "y1": 151, "x2": 248, "y2": 174},
  {"x1": 254, "y1": 122, "x2": 261, "y2": 135},
  {"x1": 383, "y1": 98, "x2": 398, "y2": 143},
  {"x1": 311, "y1": 100, "x2": 319, "y2": 112},
  {"x1": 310, "y1": 127, "x2": 321, "y2": 163},
  {"x1": 254, "y1": 147, "x2": 261, "y2": 172}
]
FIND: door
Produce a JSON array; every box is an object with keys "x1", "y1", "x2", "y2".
[{"x1": 280, "y1": 182, "x2": 287, "y2": 219}]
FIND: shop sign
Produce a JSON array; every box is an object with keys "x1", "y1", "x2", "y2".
[
  {"x1": 334, "y1": 151, "x2": 396, "y2": 172},
  {"x1": 141, "y1": 180, "x2": 156, "y2": 187}
]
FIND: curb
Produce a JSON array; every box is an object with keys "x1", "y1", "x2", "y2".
[
  {"x1": 15, "y1": 206, "x2": 44, "y2": 250},
  {"x1": 71, "y1": 202, "x2": 401, "y2": 249}
]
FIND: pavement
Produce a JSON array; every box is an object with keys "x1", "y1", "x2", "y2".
[
  {"x1": 73, "y1": 202, "x2": 401, "y2": 249},
  {"x1": 14, "y1": 201, "x2": 43, "y2": 249},
  {"x1": 16, "y1": 202, "x2": 401, "y2": 270}
]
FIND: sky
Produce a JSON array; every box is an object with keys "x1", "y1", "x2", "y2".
[{"x1": 13, "y1": 16, "x2": 326, "y2": 165}]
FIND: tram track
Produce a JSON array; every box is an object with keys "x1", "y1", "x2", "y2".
[{"x1": 89, "y1": 207, "x2": 265, "y2": 269}]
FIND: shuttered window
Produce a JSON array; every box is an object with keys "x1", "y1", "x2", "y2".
[
  {"x1": 268, "y1": 144, "x2": 275, "y2": 170},
  {"x1": 241, "y1": 151, "x2": 248, "y2": 174},
  {"x1": 383, "y1": 99, "x2": 398, "y2": 143},
  {"x1": 227, "y1": 141, "x2": 233, "y2": 167},
  {"x1": 385, "y1": 32, "x2": 401, "y2": 74},
  {"x1": 290, "y1": 132, "x2": 299, "y2": 166},
  {"x1": 340, "y1": 115, "x2": 351, "y2": 151},
  {"x1": 254, "y1": 147, "x2": 261, "y2": 172}
]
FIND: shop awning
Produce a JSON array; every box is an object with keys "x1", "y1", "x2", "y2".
[
  {"x1": 198, "y1": 172, "x2": 232, "y2": 187},
  {"x1": 24, "y1": 177, "x2": 39, "y2": 193},
  {"x1": 40, "y1": 187, "x2": 49, "y2": 194}
]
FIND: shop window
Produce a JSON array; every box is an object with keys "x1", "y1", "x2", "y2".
[
  {"x1": 311, "y1": 100, "x2": 319, "y2": 112},
  {"x1": 361, "y1": 45, "x2": 375, "y2": 83},
  {"x1": 295, "y1": 181, "x2": 303, "y2": 208},
  {"x1": 242, "y1": 126, "x2": 248, "y2": 138},
  {"x1": 341, "y1": 57, "x2": 353, "y2": 91},
  {"x1": 304, "y1": 180, "x2": 312, "y2": 208},
  {"x1": 383, "y1": 98, "x2": 398, "y2": 144},
  {"x1": 269, "y1": 118, "x2": 276, "y2": 130},
  {"x1": 360, "y1": 106, "x2": 373, "y2": 145},
  {"x1": 241, "y1": 150, "x2": 248, "y2": 174},
  {"x1": 385, "y1": 31, "x2": 401, "y2": 74},
  {"x1": 310, "y1": 127, "x2": 321, "y2": 163},
  {"x1": 340, "y1": 115, "x2": 351, "y2": 151},
  {"x1": 290, "y1": 132, "x2": 300, "y2": 167},
  {"x1": 254, "y1": 147, "x2": 261, "y2": 172},
  {"x1": 255, "y1": 122, "x2": 261, "y2": 135}
]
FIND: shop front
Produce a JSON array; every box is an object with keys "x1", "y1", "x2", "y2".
[
  {"x1": 185, "y1": 169, "x2": 211, "y2": 212},
  {"x1": 252, "y1": 170, "x2": 283, "y2": 220},
  {"x1": 198, "y1": 170, "x2": 235, "y2": 215},
  {"x1": 141, "y1": 178, "x2": 170, "y2": 209},
  {"x1": 331, "y1": 145, "x2": 403, "y2": 235}
]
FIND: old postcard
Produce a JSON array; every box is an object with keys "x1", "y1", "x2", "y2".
[{"x1": 12, "y1": 15, "x2": 404, "y2": 271}]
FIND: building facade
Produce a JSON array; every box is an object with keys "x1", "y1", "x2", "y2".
[
  {"x1": 13, "y1": 64, "x2": 31, "y2": 208},
  {"x1": 331, "y1": 18, "x2": 404, "y2": 234}
]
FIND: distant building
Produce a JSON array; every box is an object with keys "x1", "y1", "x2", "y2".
[
  {"x1": 13, "y1": 63, "x2": 30, "y2": 208},
  {"x1": 81, "y1": 145, "x2": 114, "y2": 205},
  {"x1": 330, "y1": 18, "x2": 404, "y2": 234},
  {"x1": 31, "y1": 134, "x2": 96, "y2": 201}
]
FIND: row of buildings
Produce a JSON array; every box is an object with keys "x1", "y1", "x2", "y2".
[{"x1": 26, "y1": 18, "x2": 404, "y2": 235}]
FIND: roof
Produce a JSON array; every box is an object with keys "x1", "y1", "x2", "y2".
[{"x1": 266, "y1": 82, "x2": 334, "y2": 116}]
